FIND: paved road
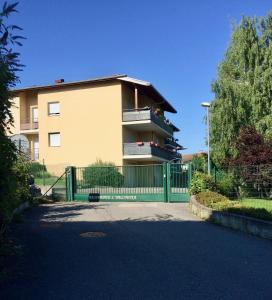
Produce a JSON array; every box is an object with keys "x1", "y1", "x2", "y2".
[{"x1": 1, "y1": 202, "x2": 272, "y2": 300}]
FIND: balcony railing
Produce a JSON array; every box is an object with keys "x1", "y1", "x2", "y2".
[
  {"x1": 16, "y1": 148, "x2": 39, "y2": 161},
  {"x1": 123, "y1": 108, "x2": 176, "y2": 136},
  {"x1": 123, "y1": 142, "x2": 181, "y2": 161},
  {"x1": 20, "y1": 122, "x2": 39, "y2": 131},
  {"x1": 164, "y1": 138, "x2": 182, "y2": 149}
]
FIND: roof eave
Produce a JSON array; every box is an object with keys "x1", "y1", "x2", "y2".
[
  {"x1": 119, "y1": 77, "x2": 177, "y2": 113},
  {"x1": 11, "y1": 74, "x2": 127, "y2": 94}
]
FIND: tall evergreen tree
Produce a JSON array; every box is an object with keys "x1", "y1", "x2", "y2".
[{"x1": 210, "y1": 13, "x2": 272, "y2": 166}]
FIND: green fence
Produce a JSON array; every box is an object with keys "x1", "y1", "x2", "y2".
[
  {"x1": 169, "y1": 163, "x2": 192, "y2": 202},
  {"x1": 66, "y1": 163, "x2": 191, "y2": 202}
]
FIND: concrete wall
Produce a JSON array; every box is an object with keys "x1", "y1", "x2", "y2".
[{"x1": 189, "y1": 196, "x2": 272, "y2": 240}]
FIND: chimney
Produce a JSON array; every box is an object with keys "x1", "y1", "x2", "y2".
[{"x1": 55, "y1": 79, "x2": 64, "y2": 84}]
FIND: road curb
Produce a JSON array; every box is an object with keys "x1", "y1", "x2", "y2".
[
  {"x1": 189, "y1": 196, "x2": 272, "y2": 239},
  {"x1": 13, "y1": 201, "x2": 30, "y2": 216}
]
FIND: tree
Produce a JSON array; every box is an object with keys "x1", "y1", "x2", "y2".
[
  {"x1": 230, "y1": 127, "x2": 272, "y2": 166},
  {"x1": 210, "y1": 13, "x2": 272, "y2": 166},
  {"x1": 191, "y1": 153, "x2": 207, "y2": 173},
  {"x1": 230, "y1": 127, "x2": 272, "y2": 198},
  {"x1": 0, "y1": 2, "x2": 25, "y2": 237}
]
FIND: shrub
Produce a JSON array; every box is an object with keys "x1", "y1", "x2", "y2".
[
  {"x1": 195, "y1": 191, "x2": 230, "y2": 208},
  {"x1": 0, "y1": 155, "x2": 32, "y2": 236},
  {"x1": 191, "y1": 154, "x2": 207, "y2": 173},
  {"x1": 82, "y1": 160, "x2": 124, "y2": 187},
  {"x1": 195, "y1": 191, "x2": 272, "y2": 221},
  {"x1": 29, "y1": 162, "x2": 51, "y2": 178},
  {"x1": 189, "y1": 171, "x2": 216, "y2": 195},
  {"x1": 29, "y1": 162, "x2": 46, "y2": 173},
  {"x1": 216, "y1": 171, "x2": 236, "y2": 198}
]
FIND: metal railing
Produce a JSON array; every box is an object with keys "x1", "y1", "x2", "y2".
[
  {"x1": 122, "y1": 108, "x2": 175, "y2": 136},
  {"x1": 213, "y1": 164, "x2": 272, "y2": 200},
  {"x1": 66, "y1": 163, "x2": 191, "y2": 202},
  {"x1": 123, "y1": 142, "x2": 181, "y2": 161},
  {"x1": 75, "y1": 164, "x2": 165, "y2": 195},
  {"x1": 164, "y1": 137, "x2": 182, "y2": 149}
]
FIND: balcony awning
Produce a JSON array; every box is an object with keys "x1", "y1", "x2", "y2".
[
  {"x1": 171, "y1": 124, "x2": 180, "y2": 132},
  {"x1": 119, "y1": 77, "x2": 177, "y2": 113}
]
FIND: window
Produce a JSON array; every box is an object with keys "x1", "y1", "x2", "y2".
[
  {"x1": 32, "y1": 107, "x2": 38, "y2": 122},
  {"x1": 49, "y1": 132, "x2": 60, "y2": 147},
  {"x1": 48, "y1": 102, "x2": 60, "y2": 115}
]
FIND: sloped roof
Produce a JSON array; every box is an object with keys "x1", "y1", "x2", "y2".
[{"x1": 12, "y1": 74, "x2": 177, "y2": 113}]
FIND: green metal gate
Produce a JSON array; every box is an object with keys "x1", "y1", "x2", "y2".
[
  {"x1": 66, "y1": 163, "x2": 191, "y2": 202},
  {"x1": 167, "y1": 163, "x2": 191, "y2": 202}
]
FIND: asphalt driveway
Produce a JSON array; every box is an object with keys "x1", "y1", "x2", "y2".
[{"x1": 1, "y1": 202, "x2": 272, "y2": 300}]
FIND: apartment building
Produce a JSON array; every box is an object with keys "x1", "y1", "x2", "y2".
[{"x1": 10, "y1": 74, "x2": 183, "y2": 175}]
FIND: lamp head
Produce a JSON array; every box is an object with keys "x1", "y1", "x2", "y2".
[{"x1": 201, "y1": 102, "x2": 211, "y2": 108}]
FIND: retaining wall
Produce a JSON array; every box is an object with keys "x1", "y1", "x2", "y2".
[{"x1": 189, "y1": 196, "x2": 272, "y2": 239}]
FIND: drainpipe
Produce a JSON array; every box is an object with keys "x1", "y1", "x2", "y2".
[{"x1": 134, "y1": 86, "x2": 138, "y2": 110}]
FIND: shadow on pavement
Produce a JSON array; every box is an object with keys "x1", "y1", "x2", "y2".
[{"x1": 1, "y1": 203, "x2": 272, "y2": 300}]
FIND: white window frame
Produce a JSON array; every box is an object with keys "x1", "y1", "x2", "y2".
[
  {"x1": 48, "y1": 132, "x2": 60, "y2": 147},
  {"x1": 32, "y1": 107, "x2": 39, "y2": 123},
  {"x1": 48, "y1": 102, "x2": 60, "y2": 116}
]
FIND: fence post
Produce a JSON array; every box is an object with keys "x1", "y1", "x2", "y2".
[
  {"x1": 166, "y1": 163, "x2": 171, "y2": 203},
  {"x1": 213, "y1": 166, "x2": 217, "y2": 184},
  {"x1": 163, "y1": 163, "x2": 168, "y2": 202},
  {"x1": 66, "y1": 166, "x2": 75, "y2": 201},
  {"x1": 188, "y1": 162, "x2": 192, "y2": 188},
  {"x1": 42, "y1": 159, "x2": 45, "y2": 186}
]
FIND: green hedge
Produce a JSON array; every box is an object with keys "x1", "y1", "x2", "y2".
[
  {"x1": 82, "y1": 160, "x2": 124, "y2": 187},
  {"x1": 29, "y1": 162, "x2": 51, "y2": 178},
  {"x1": 195, "y1": 191, "x2": 272, "y2": 221}
]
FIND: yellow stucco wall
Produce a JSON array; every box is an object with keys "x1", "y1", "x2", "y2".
[
  {"x1": 10, "y1": 80, "x2": 172, "y2": 174},
  {"x1": 20, "y1": 92, "x2": 38, "y2": 123},
  {"x1": 36, "y1": 81, "x2": 123, "y2": 174},
  {"x1": 9, "y1": 96, "x2": 20, "y2": 135}
]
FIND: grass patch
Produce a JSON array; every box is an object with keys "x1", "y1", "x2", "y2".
[
  {"x1": 240, "y1": 198, "x2": 272, "y2": 210},
  {"x1": 195, "y1": 191, "x2": 272, "y2": 222},
  {"x1": 35, "y1": 177, "x2": 65, "y2": 187}
]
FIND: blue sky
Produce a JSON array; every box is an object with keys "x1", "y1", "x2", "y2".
[{"x1": 10, "y1": 0, "x2": 272, "y2": 153}]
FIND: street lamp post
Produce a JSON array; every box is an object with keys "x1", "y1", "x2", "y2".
[{"x1": 201, "y1": 102, "x2": 211, "y2": 175}]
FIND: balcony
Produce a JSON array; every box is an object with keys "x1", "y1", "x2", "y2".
[
  {"x1": 123, "y1": 142, "x2": 181, "y2": 161},
  {"x1": 122, "y1": 108, "x2": 178, "y2": 137},
  {"x1": 27, "y1": 149, "x2": 39, "y2": 161},
  {"x1": 164, "y1": 137, "x2": 183, "y2": 150},
  {"x1": 20, "y1": 121, "x2": 39, "y2": 132}
]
